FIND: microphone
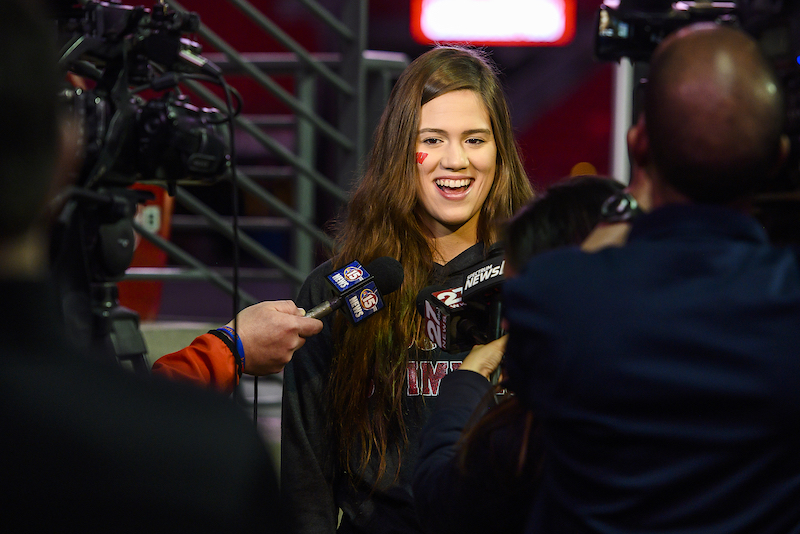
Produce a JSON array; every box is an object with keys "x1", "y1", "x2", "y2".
[
  {"x1": 306, "y1": 256, "x2": 404, "y2": 322},
  {"x1": 417, "y1": 284, "x2": 464, "y2": 352},
  {"x1": 461, "y1": 256, "x2": 506, "y2": 343},
  {"x1": 416, "y1": 256, "x2": 506, "y2": 353},
  {"x1": 461, "y1": 256, "x2": 505, "y2": 301},
  {"x1": 417, "y1": 284, "x2": 495, "y2": 353}
]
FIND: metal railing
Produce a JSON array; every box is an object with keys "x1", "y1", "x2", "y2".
[{"x1": 126, "y1": 0, "x2": 408, "y2": 314}]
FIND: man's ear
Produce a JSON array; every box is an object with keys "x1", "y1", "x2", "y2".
[{"x1": 627, "y1": 114, "x2": 649, "y2": 169}]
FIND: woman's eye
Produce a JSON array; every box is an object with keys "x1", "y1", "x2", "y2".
[
  {"x1": 421, "y1": 137, "x2": 441, "y2": 145},
  {"x1": 466, "y1": 138, "x2": 485, "y2": 145}
]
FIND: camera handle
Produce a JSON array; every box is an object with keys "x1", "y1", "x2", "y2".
[
  {"x1": 52, "y1": 187, "x2": 154, "y2": 375},
  {"x1": 91, "y1": 281, "x2": 149, "y2": 375}
]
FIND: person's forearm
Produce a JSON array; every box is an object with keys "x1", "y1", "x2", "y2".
[{"x1": 151, "y1": 333, "x2": 237, "y2": 394}]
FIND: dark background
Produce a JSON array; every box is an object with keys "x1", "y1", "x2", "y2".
[{"x1": 175, "y1": 0, "x2": 615, "y2": 192}]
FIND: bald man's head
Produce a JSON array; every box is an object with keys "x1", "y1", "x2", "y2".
[{"x1": 644, "y1": 23, "x2": 786, "y2": 204}]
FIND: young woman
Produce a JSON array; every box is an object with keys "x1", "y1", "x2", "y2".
[{"x1": 281, "y1": 45, "x2": 533, "y2": 533}]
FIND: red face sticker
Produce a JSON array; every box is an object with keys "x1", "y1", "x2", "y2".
[{"x1": 416, "y1": 152, "x2": 428, "y2": 164}]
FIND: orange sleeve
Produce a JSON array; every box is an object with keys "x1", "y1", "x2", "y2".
[{"x1": 151, "y1": 333, "x2": 238, "y2": 395}]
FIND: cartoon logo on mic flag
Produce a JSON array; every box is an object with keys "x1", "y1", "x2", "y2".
[
  {"x1": 328, "y1": 260, "x2": 370, "y2": 292},
  {"x1": 360, "y1": 287, "x2": 379, "y2": 309},
  {"x1": 343, "y1": 265, "x2": 365, "y2": 282},
  {"x1": 345, "y1": 281, "x2": 385, "y2": 323}
]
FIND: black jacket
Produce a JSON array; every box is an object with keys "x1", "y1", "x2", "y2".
[
  {"x1": 281, "y1": 243, "x2": 502, "y2": 534},
  {"x1": 505, "y1": 205, "x2": 800, "y2": 532},
  {"x1": 413, "y1": 369, "x2": 539, "y2": 534}
]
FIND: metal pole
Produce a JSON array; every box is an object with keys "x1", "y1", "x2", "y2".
[
  {"x1": 611, "y1": 58, "x2": 634, "y2": 185},
  {"x1": 294, "y1": 68, "x2": 319, "y2": 281}
]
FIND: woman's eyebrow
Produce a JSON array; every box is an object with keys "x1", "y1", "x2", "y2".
[{"x1": 418, "y1": 128, "x2": 492, "y2": 135}]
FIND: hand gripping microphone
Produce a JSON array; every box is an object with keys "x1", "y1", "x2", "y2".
[{"x1": 306, "y1": 256, "x2": 404, "y2": 323}]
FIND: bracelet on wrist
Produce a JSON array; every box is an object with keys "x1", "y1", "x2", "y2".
[{"x1": 212, "y1": 326, "x2": 245, "y2": 378}]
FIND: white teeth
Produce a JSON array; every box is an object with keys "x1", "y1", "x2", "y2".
[{"x1": 435, "y1": 178, "x2": 471, "y2": 188}]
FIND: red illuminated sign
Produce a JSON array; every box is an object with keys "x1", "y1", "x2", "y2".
[{"x1": 410, "y1": 0, "x2": 576, "y2": 47}]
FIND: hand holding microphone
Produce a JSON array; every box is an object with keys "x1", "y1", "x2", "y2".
[
  {"x1": 231, "y1": 256, "x2": 402, "y2": 375},
  {"x1": 459, "y1": 335, "x2": 508, "y2": 380},
  {"x1": 157, "y1": 257, "x2": 404, "y2": 386},
  {"x1": 225, "y1": 300, "x2": 323, "y2": 376}
]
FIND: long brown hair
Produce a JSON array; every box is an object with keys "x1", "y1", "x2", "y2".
[{"x1": 328, "y1": 46, "x2": 533, "y2": 483}]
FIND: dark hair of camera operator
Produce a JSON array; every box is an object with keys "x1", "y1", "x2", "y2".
[
  {"x1": 503, "y1": 23, "x2": 800, "y2": 532},
  {"x1": 0, "y1": 1, "x2": 283, "y2": 531},
  {"x1": 412, "y1": 175, "x2": 625, "y2": 534},
  {"x1": 503, "y1": 175, "x2": 625, "y2": 274}
]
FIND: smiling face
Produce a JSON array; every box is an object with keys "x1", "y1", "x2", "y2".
[{"x1": 415, "y1": 89, "x2": 497, "y2": 241}]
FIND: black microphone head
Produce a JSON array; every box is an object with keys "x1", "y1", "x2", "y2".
[
  {"x1": 366, "y1": 256, "x2": 404, "y2": 296},
  {"x1": 461, "y1": 257, "x2": 506, "y2": 301}
]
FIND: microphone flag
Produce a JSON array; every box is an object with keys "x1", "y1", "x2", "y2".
[{"x1": 327, "y1": 260, "x2": 386, "y2": 324}]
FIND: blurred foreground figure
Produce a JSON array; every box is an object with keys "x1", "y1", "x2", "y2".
[
  {"x1": 504, "y1": 23, "x2": 800, "y2": 533},
  {"x1": 0, "y1": 1, "x2": 282, "y2": 531}
]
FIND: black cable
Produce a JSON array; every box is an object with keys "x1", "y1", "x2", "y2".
[
  {"x1": 133, "y1": 72, "x2": 244, "y2": 122},
  {"x1": 217, "y1": 73, "x2": 258, "y2": 427},
  {"x1": 160, "y1": 55, "x2": 253, "y2": 424}
]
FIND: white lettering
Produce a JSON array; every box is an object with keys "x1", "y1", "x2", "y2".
[
  {"x1": 463, "y1": 261, "x2": 505, "y2": 290},
  {"x1": 348, "y1": 294, "x2": 364, "y2": 318},
  {"x1": 332, "y1": 272, "x2": 348, "y2": 289},
  {"x1": 424, "y1": 300, "x2": 442, "y2": 348},
  {"x1": 464, "y1": 272, "x2": 476, "y2": 290}
]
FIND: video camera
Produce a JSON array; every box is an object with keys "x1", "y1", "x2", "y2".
[
  {"x1": 594, "y1": 0, "x2": 800, "y2": 241},
  {"x1": 51, "y1": 0, "x2": 235, "y2": 372},
  {"x1": 594, "y1": 1, "x2": 739, "y2": 62},
  {"x1": 56, "y1": 0, "x2": 232, "y2": 190}
]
